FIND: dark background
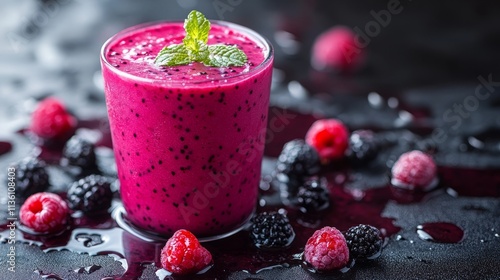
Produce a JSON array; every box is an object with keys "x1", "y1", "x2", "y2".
[
  {"x1": 3, "y1": 0, "x2": 500, "y2": 90},
  {"x1": 1, "y1": 1, "x2": 500, "y2": 280}
]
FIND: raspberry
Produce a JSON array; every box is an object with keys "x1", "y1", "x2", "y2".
[
  {"x1": 306, "y1": 119, "x2": 349, "y2": 162},
  {"x1": 304, "y1": 226, "x2": 349, "y2": 271},
  {"x1": 20, "y1": 192, "x2": 69, "y2": 233},
  {"x1": 296, "y1": 177, "x2": 330, "y2": 213},
  {"x1": 345, "y1": 224, "x2": 383, "y2": 260},
  {"x1": 9, "y1": 157, "x2": 50, "y2": 198},
  {"x1": 276, "y1": 139, "x2": 320, "y2": 180},
  {"x1": 30, "y1": 97, "x2": 76, "y2": 141},
  {"x1": 391, "y1": 150, "x2": 437, "y2": 191},
  {"x1": 67, "y1": 175, "x2": 113, "y2": 214},
  {"x1": 311, "y1": 26, "x2": 364, "y2": 72},
  {"x1": 346, "y1": 130, "x2": 379, "y2": 164},
  {"x1": 250, "y1": 211, "x2": 295, "y2": 249},
  {"x1": 160, "y1": 229, "x2": 212, "y2": 275},
  {"x1": 61, "y1": 135, "x2": 98, "y2": 171}
]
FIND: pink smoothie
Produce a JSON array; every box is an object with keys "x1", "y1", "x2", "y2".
[{"x1": 101, "y1": 21, "x2": 273, "y2": 238}]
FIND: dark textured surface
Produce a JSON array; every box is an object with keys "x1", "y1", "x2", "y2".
[{"x1": 1, "y1": 0, "x2": 500, "y2": 279}]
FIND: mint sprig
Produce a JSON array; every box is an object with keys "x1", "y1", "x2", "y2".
[
  {"x1": 154, "y1": 44, "x2": 191, "y2": 66},
  {"x1": 154, "y1": 10, "x2": 248, "y2": 67},
  {"x1": 205, "y1": 45, "x2": 247, "y2": 67}
]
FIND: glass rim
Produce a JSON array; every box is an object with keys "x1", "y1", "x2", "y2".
[{"x1": 100, "y1": 19, "x2": 274, "y2": 85}]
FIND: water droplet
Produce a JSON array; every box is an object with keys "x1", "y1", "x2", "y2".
[
  {"x1": 416, "y1": 222, "x2": 464, "y2": 243},
  {"x1": 274, "y1": 31, "x2": 301, "y2": 55},
  {"x1": 74, "y1": 264, "x2": 102, "y2": 274},
  {"x1": 34, "y1": 269, "x2": 63, "y2": 280},
  {"x1": 368, "y1": 92, "x2": 383, "y2": 108},
  {"x1": 394, "y1": 110, "x2": 414, "y2": 127},
  {"x1": 465, "y1": 128, "x2": 500, "y2": 153},
  {"x1": 446, "y1": 188, "x2": 459, "y2": 197},
  {"x1": 387, "y1": 97, "x2": 399, "y2": 108},
  {"x1": 259, "y1": 199, "x2": 266, "y2": 207},
  {"x1": 287, "y1": 81, "x2": 309, "y2": 100}
]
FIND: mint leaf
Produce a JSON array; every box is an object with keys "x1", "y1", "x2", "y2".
[
  {"x1": 183, "y1": 10, "x2": 210, "y2": 49},
  {"x1": 154, "y1": 10, "x2": 248, "y2": 67},
  {"x1": 154, "y1": 44, "x2": 190, "y2": 66},
  {"x1": 205, "y1": 45, "x2": 247, "y2": 67},
  {"x1": 186, "y1": 40, "x2": 209, "y2": 61}
]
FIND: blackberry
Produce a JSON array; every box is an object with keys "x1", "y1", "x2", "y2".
[
  {"x1": 345, "y1": 224, "x2": 383, "y2": 259},
  {"x1": 275, "y1": 175, "x2": 304, "y2": 208},
  {"x1": 346, "y1": 130, "x2": 379, "y2": 164},
  {"x1": 250, "y1": 211, "x2": 295, "y2": 249},
  {"x1": 296, "y1": 177, "x2": 330, "y2": 213},
  {"x1": 61, "y1": 135, "x2": 98, "y2": 171},
  {"x1": 10, "y1": 157, "x2": 49, "y2": 198},
  {"x1": 67, "y1": 175, "x2": 113, "y2": 214},
  {"x1": 275, "y1": 173, "x2": 303, "y2": 196},
  {"x1": 276, "y1": 139, "x2": 320, "y2": 180}
]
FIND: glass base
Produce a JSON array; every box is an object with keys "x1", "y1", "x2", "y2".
[{"x1": 112, "y1": 205, "x2": 254, "y2": 243}]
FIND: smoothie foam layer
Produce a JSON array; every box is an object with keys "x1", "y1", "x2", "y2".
[
  {"x1": 101, "y1": 21, "x2": 273, "y2": 238},
  {"x1": 105, "y1": 22, "x2": 266, "y2": 82}
]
